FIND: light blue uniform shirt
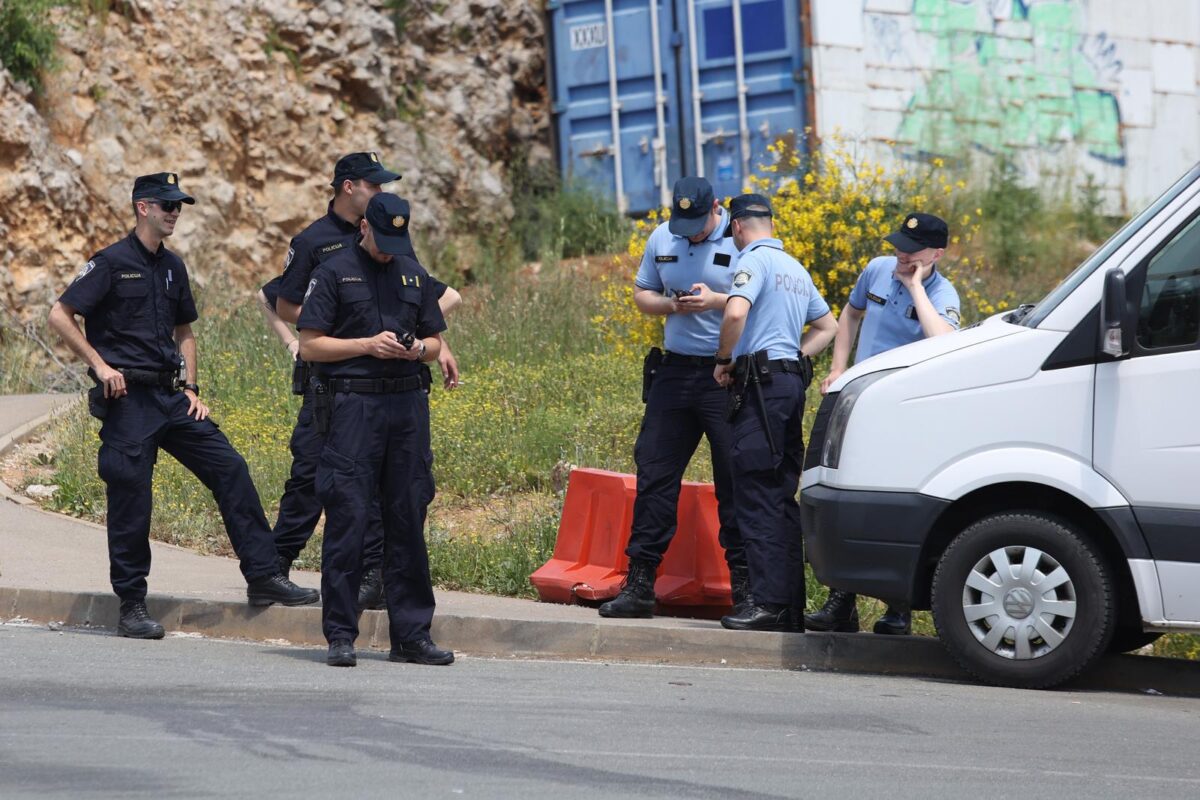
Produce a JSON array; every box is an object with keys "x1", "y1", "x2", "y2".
[
  {"x1": 848, "y1": 256, "x2": 962, "y2": 361},
  {"x1": 728, "y1": 238, "x2": 831, "y2": 360},
  {"x1": 634, "y1": 208, "x2": 737, "y2": 355}
]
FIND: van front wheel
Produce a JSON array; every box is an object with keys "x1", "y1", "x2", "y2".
[{"x1": 931, "y1": 513, "x2": 1114, "y2": 689}]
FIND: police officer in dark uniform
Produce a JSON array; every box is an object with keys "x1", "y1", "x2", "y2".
[
  {"x1": 713, "y1": 194, "x2": 838, "y2": 631},
  {"x1": 598, "y1": 176, "x2": 748, "y2": 619},
  {"x1": 298, "y1": 192, "x2": 452, "y2": 668},
  {"x1": 48, "y1": 172, "x2": 319, "y2": 639},
  {"x1": 259, "y1": 153, "x2": 460, "y2": 613}
]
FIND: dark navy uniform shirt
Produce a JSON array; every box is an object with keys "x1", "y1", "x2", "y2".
[
  {"x1": 59, "y1": 232, "x2": 199, "y2": 372},
  {"x1": 296, "y1": 241, "x2": 446, "y2": 379}
]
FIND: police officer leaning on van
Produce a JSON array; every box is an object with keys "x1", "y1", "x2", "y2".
[
  {"x1": 714, "y1": 194, "x2": 838, "y2": 631},
  {"x1": 297, "y1": 192, "x2": 451, "y2": 668},
  {"x1": 48, "y1": 172, "x2": 319, "y2": 640},
  {"x1": 806, "y1": 212, "x2": 961, "y2": 636},
  {"x1": 598, "y1": 176, "x2": 749, "y2": 619}
]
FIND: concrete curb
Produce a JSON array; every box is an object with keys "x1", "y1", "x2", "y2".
[
  {"x1": 4, "y1": 586, "x2": 1199, "y2": 697},
  {"x1": 0, "y1": 394, "x2": 79, "y2": 506}
]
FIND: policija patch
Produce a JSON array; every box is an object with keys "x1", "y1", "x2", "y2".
[
  {"x1": 655, "y1": 255, "x2": 678, "y2": 263},
  {"x1": 732, "y1": 270, "x2": 752, "y2": 288}
]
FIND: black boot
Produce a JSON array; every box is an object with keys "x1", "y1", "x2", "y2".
[
  {"x1": 390, "y1": 638, "x2": 455, "y2": 666},
  {"x1": 277, "y1": 554, "x2": 293, "y2": 581},
  {"x1": 118, "y1": 601, "x2": 165, "y2": 639},
  {"x1": 721, "y1": 603, "x2": 795, "y2": 632},
  {"x1": 804, "y1": 589, "x2": 860, "y2": 632},
  {"x1": 246, "y1": 573, "x2": 320, "y2": 607},
  {"x1": 598, "y1": 558, "x2": 657, "y2": 618},
  {"x1": 873, "y1": 604, "x2": 912, "y2": 635},
  {"x1": 327, "y1": 639, "x2": 356, "y2": 667},
  {"x1": 357, "y1": 567, "x2": 385, "y2": 612},
  {"x1": 729, "y1": 565, "x2": 753, "y2": 614}
]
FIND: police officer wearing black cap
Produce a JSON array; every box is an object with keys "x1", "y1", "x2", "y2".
[
  {"x1": 256, "y1": 152, "x2": 460, "y2": 610},
  {"x1": 807, "y1": 211, "x2": 960, "y2": 636},
  {"x1": 48, "y1": 172, "x2": 319, "y2": 639},
  {"x1": 713, "y1": 194, "x2": 837, "y2": 632},
  {"x1": 298, "y1": 192, "x2": 452, "y2": 668},
  {"x1": 598, "y1": 176, "x2": 750, "y2": 619}
]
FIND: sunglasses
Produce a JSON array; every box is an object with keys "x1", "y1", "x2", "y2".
[{"x1": 148, "y1": 200, "x2": 183, "y2": 213}]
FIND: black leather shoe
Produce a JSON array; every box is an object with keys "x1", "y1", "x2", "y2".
[
  {"x1": 873, "y1": 604, "x2": 912, "y2": 635},
  {"x1": 389, "y1": 638, "x2": 454, "y2": 666},
  {"x1": 246, "y1": 573, "x2": 320, "y2": 607},
  {"x1": 327, "y1": 640, "x2": 357, "y2": 667},
  {"x1": 356, "y1": 567, "x2": 385, "y2": 612},
  {"x1": 598, "y1": 558, "x2": 657, "y2": 618},
  {"x1": 721, "y1": 603, "x2": 796, "y2": 632},
  {"x1": 118, "y1": 601, "x2": 165, "y2": 639},
  {"x1": 804, "y1": 589, "x2": 860, "y2": 632}
]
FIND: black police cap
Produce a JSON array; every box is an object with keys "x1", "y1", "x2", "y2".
[
  {"x1": 364, "y1": 193, "x2": 411, "y2": 255},
  {"x1": 885, "y1": 212, "x2": 949, "y2": 253},
  {"x1": 131, "y1": 172, "x2": 195, "y2": 204},
  {"x1": 331, "y1": 151, "x2": 401, "y2": 187},
  {"x1": 729, "y1": 193, "x2": 773, "y2": 221},
  {"x1": 668, "y1": 176, "x2": 715, "y2": 237}
]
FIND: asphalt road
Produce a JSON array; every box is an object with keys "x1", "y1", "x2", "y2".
[{"x1": 2, "y1": 623, "x2": 1198, "y2": 800}]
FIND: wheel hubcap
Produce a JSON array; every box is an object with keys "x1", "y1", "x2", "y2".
[{"x1": 960, "y1": 546, "x2": 1077, "y2": 660}]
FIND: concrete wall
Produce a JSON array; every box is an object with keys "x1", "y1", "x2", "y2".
[{"x1": 809, "y1": 0, "x2": 1200, "y2": 211}]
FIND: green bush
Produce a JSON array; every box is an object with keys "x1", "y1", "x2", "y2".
[{"x1": 0, "y1": 0, "x2": 58, "y2": 94}]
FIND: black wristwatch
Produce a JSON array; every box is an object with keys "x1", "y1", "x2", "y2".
[
  {"x1": 184, "y1": 383, "x2": 200, "y2": 396},
  {"x1": 715, "y1": 355, "x2": 733, "y2": 365}
]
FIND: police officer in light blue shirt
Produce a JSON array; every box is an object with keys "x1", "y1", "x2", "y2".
[
  {"x1": 714, "y1": 194, "x2": 837, "y2": 632},
  {"x1": 599, "y1": 177, "x2": 749, "y2": 619},
  {"x1": 807, "y1": 211, "x2": 961, "y2": 636}
]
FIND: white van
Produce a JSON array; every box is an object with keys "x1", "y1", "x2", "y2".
[{"x1": 802, "y1": 162, "x2": 1200, "y2": 689}]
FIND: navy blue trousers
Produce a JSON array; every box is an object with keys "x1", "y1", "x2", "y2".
[
  {"x1": 316, "y1": 390, "x2": 435, "y2": 646},
  {"x1": 729, "y1": 372, "x2": 806, "y2": 608},
  {"x1": 96, "y1": 386, "x2": 277, "y2": 602},
  {"x1": 272, "y1": 396, "x2": 385, "y2": 569},
  {"x1": 628, "y1": 362, "x2": 744, "y2": 569}
]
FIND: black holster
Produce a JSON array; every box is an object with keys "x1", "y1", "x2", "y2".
[
  {"x1": 420, "y1": 363, "x2": 433, "y2": 394},
  {"x1": 310, "y1": 376, "x2": 331, "y2": 435},
  {"x1": 291, "y1": 358, "x2": 310, "y2": 396},
  {"x1": 799, "y1": 355, "x2": 815, "y2": 390},
  {"x1": 642, "y1": 347, "x2": 663, "y2": 403},
  {"x1": 87, "y1": 383, "x2": 108, "y2": 420}
]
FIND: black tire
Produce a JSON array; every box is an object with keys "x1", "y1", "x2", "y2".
[
  {"x1": 1107, "y1": 627, "x2": 1162, "y2": 653},
  {"x1": 931, "y1": 513, "x2": 1113, "y2": 689}
]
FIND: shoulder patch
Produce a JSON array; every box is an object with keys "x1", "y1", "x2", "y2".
[
  {"x1": 318, "y1": 242, "x2": 345, "y2": 256},
  {"x1": 945, "y1": 307, "x2": 961, "y2": 325},
  {"x1": 866, "y1": 292, "x2": 886, "y2": 305},
  {"x1": 304, "y1": 279, "x2": 317, "y2": 302},
  {"x1": 713, "y1": 253, "x2": 732, "y2": 267},
  {"x1": 284, "y1": 247, "x2": 295, "y2": 269},
  {"x1": 655, "y1": 255, "x2": 678, "y2": 263},
  {"x1": 732, "y1": 270, "x2": 752, "y2": 288},
  {"x1": 73, "y1": 260, "x2": 97, "y2": 283}
]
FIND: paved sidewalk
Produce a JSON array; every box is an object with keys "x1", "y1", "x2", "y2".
[{"x1": 2, "y1": 393, "x2": 1199, "y2": 695}]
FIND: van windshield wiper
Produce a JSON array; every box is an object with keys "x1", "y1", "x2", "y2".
[{"x1": 1004, "y1": 304, "x2": 1036, "y2": 324}]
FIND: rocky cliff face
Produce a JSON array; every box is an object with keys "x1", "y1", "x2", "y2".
[{"x1": 0, "y1": 0, "x2": 549, "y2": 315}]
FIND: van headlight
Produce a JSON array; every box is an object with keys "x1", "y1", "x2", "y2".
[{"x1": 821, "y1": 369, "x2": 901, "y2": 469}]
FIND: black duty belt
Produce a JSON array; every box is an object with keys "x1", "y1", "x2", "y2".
[
  {"x1": 120, "y1": 369, "x2": 177, "y2": 389},
  {"x1": 662, "y1": 351, "x2": 717, "y2": 366},
  {"x1": 327, "y1": 376, "x2": 424, "y2": 394},
  {"x1": 765, "y1": 359, "x2": 804, "y2": 375}
]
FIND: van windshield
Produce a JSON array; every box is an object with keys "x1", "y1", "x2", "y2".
[{"x1": 1019, "y1": 163, "x2": 1200, "y2": 328}]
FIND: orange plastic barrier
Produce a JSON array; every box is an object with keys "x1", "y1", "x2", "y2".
[{"x1": 529, "y1": 468, "x2": 732, "y2": 616}]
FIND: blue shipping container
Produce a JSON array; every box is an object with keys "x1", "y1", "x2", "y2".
[{"x1": 547, "y1": 0, "x2": 809, "y2": 215}]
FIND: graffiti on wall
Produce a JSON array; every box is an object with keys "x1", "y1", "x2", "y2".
[{"x1": 877, "y1": 0, "x2": 1126, "y2": 166}]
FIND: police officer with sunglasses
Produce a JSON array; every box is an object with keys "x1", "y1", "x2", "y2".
[{"x1": 48, "y1": 172, "x2": 319, "y2": 640}]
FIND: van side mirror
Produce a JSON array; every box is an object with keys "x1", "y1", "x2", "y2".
[{"x1": 1100, "y1": 267, "x2": 1128, "y2": 358}]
